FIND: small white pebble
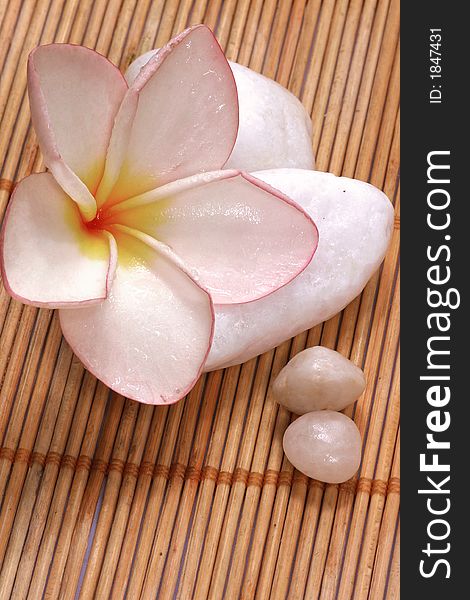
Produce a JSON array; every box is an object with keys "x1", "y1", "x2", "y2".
[
  {"x1": 283, "y1": 411, "x2": 361, "y2": 483},
  {"x1": 272, "y1": 346, "x2": 365, "y2": 414}
]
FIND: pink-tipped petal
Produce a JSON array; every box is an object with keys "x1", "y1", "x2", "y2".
[
  {"x1": 59, "y1": 231, "x2": 214, "y2": 405},
  {"x1": 0, "y1": 173, "x2": 115, "y2": 308},
  {"x1": 113, "y1": 171, "x2": 318, "y2": 304},
  {"x1": 97, "y1": 25, "x2": 238, "y2": 207},
  {"x1": 28, "y1": 44, "x2": 127, "y2": 219}
]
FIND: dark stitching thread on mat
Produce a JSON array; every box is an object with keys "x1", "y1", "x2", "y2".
[{"x1": 0, "y1": 447, "x2": 400, "y2": 496}]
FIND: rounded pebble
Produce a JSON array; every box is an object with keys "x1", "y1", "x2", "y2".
[
  {"x1": 283, "y1": 411, "x2": 361, "y2": 483},
  {"x1": 272, "y1": 346, "x2": 365, "y2": 414}
]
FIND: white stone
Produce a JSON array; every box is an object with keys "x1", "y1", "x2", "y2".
[
  {"x1": 205, "y1": 169, "x2": 394, "y2": 370},
  {"x1": 126, "y1": 54, "x2": 394, "y2": 373},
  {"x1": 283, "y1": 411, "x2": 361, "y2": 483},
  {"x1": 272, "y1": 346, "x2": 365, "y2": 414},
  {"x1": 125, "y1": 52, "x2": 315, "y2": 172}
]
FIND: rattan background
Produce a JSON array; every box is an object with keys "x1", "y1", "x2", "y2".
[{"x1": 0, "y1": 0, "x2": 399, "y2": 598}]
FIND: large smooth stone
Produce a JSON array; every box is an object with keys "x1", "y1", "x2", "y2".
[
  {"x1": 283, "y1": 411, "x2": 361, "y2": 483},
  {"x1": 205, "y1": 169, "x2": 394, "y2": 370},
  {"x1": 272, "y1": 346, "x2": 366, "y2": 414},
  {"x1": 125, "y1": 52, "x2": 315, "y2": 172}
]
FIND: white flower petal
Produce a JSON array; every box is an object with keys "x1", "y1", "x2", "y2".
[
  {"x1": 110, "y1": 170, "x2": 318, "y2": 304},
  {"x1": 60, "y1": 230, "x2": 214, "y2": 405},
  {"x1": 126, "y1": 51, "x2": 315, "y2": 175},
  {"x1": 28, "y1": 44, "x2": 127, "y2": 220},
  {"x1": 1, "y1": 173, "x2": 115, "y2": 308},
  {"x1": 97, "y1": 26, "x2": 238, "y2": 207}
]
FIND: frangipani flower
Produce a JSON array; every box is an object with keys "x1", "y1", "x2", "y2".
[{"x1": 0, "y1": 26, "x2": 318, "y2": 405}]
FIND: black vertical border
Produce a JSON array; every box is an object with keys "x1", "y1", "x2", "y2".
[{"x1": 401, "y1": 2, "x2": 467, "y2": 596}]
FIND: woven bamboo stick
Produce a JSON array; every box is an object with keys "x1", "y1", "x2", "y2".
[
  {"x1": 118, "y1": 0, "x2": 152, "y2": 70},
  {"x1": 275, "y1": 0, "x2": 307, "y2": 87},
  {"x1": 318, "y1": 191, "x2": 400, "y2": 599},
  {"x1": 0, "y1": 0, "x2": 50, "y2": 181},
  {"x1": 286, "y1": 481, "x2": 325, "y2": 599},
  {"x1": 261, "y1": 0, "x2": 294, "y2": 79},
  {"x1": 214, "y1": 0, "x2": 237, "y2": 50},
  {"x1": 287, "y1": 0, "x2": 322, "y2": 97},
  {"x1": 235, "y1": 0, "x2": 264, "y2": 66},
  {"x1": 224, "y1": 0, "x2": 251, "y2": 61},
  {"x1": 267, "y1": 472, "x2": 310, "y2": 599},
  {"x1": 298, "y1": 0, "x2": 337, "y2": 118},
  {"x1": 245, "y1": 0, "x2": 278, "y2": 73},
  {"x1": 171, "y1": 0, "x2": 194, "y2": 36},
  {"x1": 0, "y1": 342, "x2": 75, "y2": 599},
  {"x1": 387, "y1": 518, "x2": 400, "y2": 599},
  {"x1": 119, "y1": 398, "x2": 184, "y2": 597},
  {"x1": 44, "y1": 392, "x2": 122, "y2": 598},
  {"x1": 334, "y1": 275, "x2": 400, "y2": 600},
  {"x1": 12, "y1": 370, "x2": 97, "y2": 598},
  {"x1": 203, "y1": 0, "x2": 223, "y2": 32},
  {"x1": 207, "y1": 358, "x2": 281, "y2": 597},
  {"x1": 151, "y1": 372, "x2": 224, "y2": 600},
  {"x1": 176, "y1": 364, "x2": 243, "y2": 599},
  {"x1": 78, "y1": 399, "x2": 140, "y2": 597},
  {"x1": 122, "y1": 379, "x2": 200, "y2": 599},
  {"x1": 92, "y1": 403, "x2": 154, "y2": 597},
  {"x1": 328, "y1": 0, "x2": 392, "y2": 173},
  {"x1": 0, "y1": 0, "x2": 10, "y2": 33},
  {"x1": 135, "y1": 377, "x2": 208, "y2": 598},
  {"x1": 318, "y1": 107, "x2": 400, "y2": 600},
  {"x1": 226, "y1": 352, "x2": 315, "y2": 598},
  {"x1": 343, "y1": 0, "x2": 399, "y2": 172},
  {"x1": 109, "y1": 405, "x2": 169, "y2": 597},
  {"x1": 155, "y1": 0, "x2": 181, "y2": 48},
  {"x1": 0, "y1": 313, "x2": 58, "y2": 512},
  {"x1": 0, "y1": 1, "x2": 36, "y2": 124},
  {"x1": 238, "y1": 338, "x2": 309, "y2": 600},
  {"x1": 353, "y1": 364, "x2": 400, "y2": 599},
  {"x1": 369, "y1": 425, "x2": 400, "y2": 600},
  {"x1": 188, "y1": 0, "x2": 210, "y2": 27},
  {"x1": 310, "y1": 0, "x2": 359, "y2": 158},
  {"x1": 195, "y1": 349, "x2": 274, "y2": 598},
  {"x1": 0, "y1": 285, "x2": 11, "y2": 335},
  {"x1": 183, "y1": 359, "x2": 256, "y2": 599},
  {"x1": 0, "y1": 306, "x2": 37, "y2": 442},
  {"x1": 0, "y1": 0, "x2": 25, "y2": 73}
]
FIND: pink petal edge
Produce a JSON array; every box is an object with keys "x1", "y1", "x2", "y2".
[
  {"x1": 60, "y1": 227, "x2": 215, "y2": 405},
  {"x1": 111, "y1": 170, "x2": 319, "y2": 306},
  {"x1": 0, "y1": 173, "x2": 116, "y2": 309},
  {"x1": 234, "y1": 172, "x2": 319, "y2": 305},
  {"x1": 95, "y1": 25, "x2": 239, "y2": 208},
  {"x1": 28, "y1": 43, "x2": 128, "y2": 220}
]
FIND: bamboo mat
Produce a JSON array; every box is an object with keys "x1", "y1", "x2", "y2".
[{"x1": 0, "y1": 0, "x2": 400, "y2": 598}]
